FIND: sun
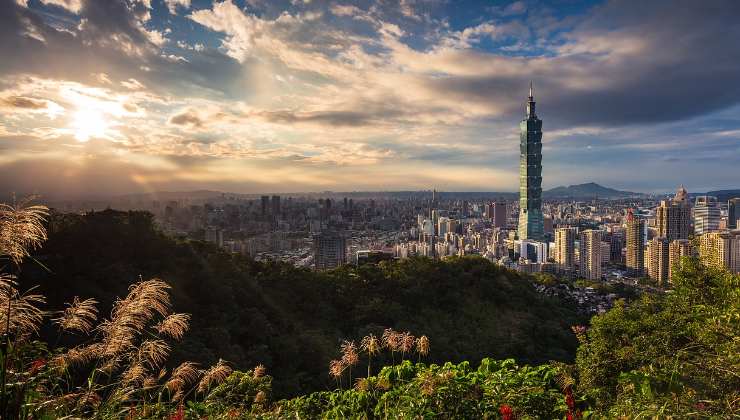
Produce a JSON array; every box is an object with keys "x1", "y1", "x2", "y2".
[{"x1": 73, "y1": 107, "x2": 108, "y2": 142}]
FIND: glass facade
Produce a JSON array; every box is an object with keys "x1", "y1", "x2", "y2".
[{"x1": 518, "y1": 86, "x2": 544, "y2": 240}]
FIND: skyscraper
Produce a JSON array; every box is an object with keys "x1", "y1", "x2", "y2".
[
  {"x1": 647, "y1": 237, "x2": 670, "y2": 285},
  {"x1": 261, "y1": 195, "x2": 270, "y2": 216},
  {"x1": 271, "y1": 195, "x2": 281, "y2": 216},
  {"x1": 518, "y1": 82, "x2": 544, "y2": 241},
  {"x1": 579, "y1": 229, "x2": 602, "y2": 280},
  {"x1": 728, "y1": 198, "x2": 739, "y2": 229},
  {"x1": 656, "y1": 185, "x2": 691, "y2": 241},
  {"x1": 313, "y1": 231, "x2": 346, "y2": 270},
  {"x1": 493, "y1": 202, "x2": 507, "y2": 228},
  {"x1": 694, "y1": 195, "x2": 719, "y2": 234},
  {"x1": 625, "y1": 209, "x2": 645, "y2": 276},
  {"x1": 555, "y1": 227, "x2": 576, "y2": 272},
  {"x1": 698, "y1": 231, "x2": 740, "y2": 273}
]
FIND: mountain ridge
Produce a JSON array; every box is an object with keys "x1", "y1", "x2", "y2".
[{"x1": 543, "y1": 182, "x2": 644, "y2": 199}]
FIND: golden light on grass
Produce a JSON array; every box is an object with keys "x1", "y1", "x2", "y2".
[
  {"x1": 154, "y1": 313, "x2": 190, "y2": 341},
  {"x1": 329, "y1": 359, "x2": 345, "y2": 379},
  {"x1": 166, "y1": 362, "x2": 200, "y2": 393},
  {"x1": 0, "y1": 198, "x2": 48, "y2": 265},
  {"x1": 416, "y1": 335, "x2": 430, "y2": 357},
  {"x1": 54, "y1": 297, "x2": 99, "y2": 335},
  {"x1": 198, "y1": 359, "x2": 232, "y2": 393}
]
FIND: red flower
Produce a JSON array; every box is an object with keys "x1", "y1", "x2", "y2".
[
  {"x1": 29, "y1": 358, "x2": 46, "y2": 374},
  {"x1": 169, "y1": 403, "x2": 185, "y2": 420},
  {"x1": 565, "y1": 393, "x2": 575, "y2": 409},
  {"x1": 499, "y1": 404, "x2": 514, "y2": 420},
  {"x1": 567, "y1": 412, "x2": 574, "y2": 420}
]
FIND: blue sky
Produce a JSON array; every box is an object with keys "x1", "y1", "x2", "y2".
[{"x1": 1, "y1": 0, "x2": 739, "y2": 197}]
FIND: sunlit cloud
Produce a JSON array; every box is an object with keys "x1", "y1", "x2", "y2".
[{"x1": 0, "y1": 0, "x2": 739, "y2": 196}]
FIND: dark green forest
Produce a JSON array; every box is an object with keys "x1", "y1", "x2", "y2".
[{"x1": 23, "y1": 210, "x2": 581, "y2": 398}]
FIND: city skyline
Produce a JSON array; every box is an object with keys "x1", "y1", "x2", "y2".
[{"x1": 2, "y1": 0, "x2": 740, "y2": 198}]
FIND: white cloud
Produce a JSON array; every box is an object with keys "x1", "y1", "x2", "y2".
[
  {"x1": 330, "y1": 4, "x2": 361, "y2": 17},
  {"x1": 39, "y1": 0, "x2": 82, "y2": 14},
  {"x1": 165, "y1": 0, "x2": 191, "y2": 15},
  {"x1": 144, "y1": 29, "x2": 167, "y2": 46}
]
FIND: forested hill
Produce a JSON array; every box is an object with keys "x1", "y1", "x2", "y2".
[{"x1": 23, "y1": 210, "x2": 581, "y2": 398}]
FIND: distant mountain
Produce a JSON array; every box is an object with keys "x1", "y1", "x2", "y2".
[
  {"x1": 544, "y1": 182, "x2": 644, "y2": 199},
  {"x1": 704, "y1": 189, "x2": 740, "y2": 202},
  {"x1": 115, "y1": 190, "x2": 232, "y2": 201}
]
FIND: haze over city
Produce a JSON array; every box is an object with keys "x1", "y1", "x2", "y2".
[{"x1": 2, "y1": 0, "x2": 739, "y2": 198}]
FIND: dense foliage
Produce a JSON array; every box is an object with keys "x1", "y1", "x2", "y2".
[
  {"x1": 24, "y1": 210, "x2": 581, "y2": 397},
  {"x1": 575, "y1": 257, "x2": 740, "y2": 417},
  {"x1": 270, "y1": 359, "x2": 574, "y2": 419}
]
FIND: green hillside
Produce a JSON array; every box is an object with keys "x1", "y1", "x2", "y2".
[{"x1": 24, "y1": 210, "x2": 581, "y2": 398}]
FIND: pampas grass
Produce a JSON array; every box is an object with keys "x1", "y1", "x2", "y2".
[
  {"x1": 0, "y1": 197, "x2": 48, "y2": 265},
  {"x1": 331, "y1": 330, "x2": 431, "y2": 389},
  {"x1": 0, "y1": 275, "x2": 45, "y2": 336},
  {"x1": 154, "y1": 313, "x2": 190, "y2": 341},
  {"x1": 198, "y1": 359, "x2": 232, "y2": 393},
  {"x1": 54, "y1": 297, "x2": 99, "y2": 335},
  {"x1": 166, "y1": 362, "x2": 200, "y2": 394}
]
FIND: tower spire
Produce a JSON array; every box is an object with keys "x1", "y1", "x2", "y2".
[{"x1": 526, "y1": 81, "x2": 536, "y2": 118}]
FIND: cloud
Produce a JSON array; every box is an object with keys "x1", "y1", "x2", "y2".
[
  {"x1": 2, "y1": 96, "x2": 48, "y2": 110},
  {"x1": 330, "y1": 4, "x2": 362, "y2": 17},
  {"x1": 1, "y1": 0, "x2": 740, "y2": 195},
  {"x1": 165, "y1": 0, "x2": 191, "y2": 15},
  {"x1": 0, "y1": 0, "x2": 242, "y2": 100},
  {"x1": 1, "y1": 95, "x2": 65, "y2": 119},
  {"x1": 35, "y1": 0, "x2": 83, "y2": 14},
  {"x1": 168, "y1": 108, "x2": 205, "y2": 128}
]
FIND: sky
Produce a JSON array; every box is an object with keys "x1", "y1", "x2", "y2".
[{"x1": 1, "y1": 0, "x2": 739, "y2": 198}]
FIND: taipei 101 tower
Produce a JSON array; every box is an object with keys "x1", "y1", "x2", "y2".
[{"x1": 517, "y1": 82, "x2": 544, "y2": 241}]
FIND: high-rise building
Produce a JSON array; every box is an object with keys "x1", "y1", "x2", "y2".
[
  {"x1": 699, "y1": 231, "x2": 740, "y2": 273},
  {"x1": 518, "y1": 83, "x2": 544, "y2": 241},
  {"x1": 313, "y1": 231, "x2": 346, "y2": 270},
  {"x1": 625, "y1": 209, "x2": 645, "y2": 276},
  {"x1": 669, "y1": 239, "x2": 692, "y2": 280},
  {"x1": 609, "y1": 230, "x2": 625, "y2": 263},
  {"x1": 437, "y1": 217, "x2": 449, "y2": 236},
  {"x1": 493, "y1": 202, "x2": 507, "y2": 228},
  {"x1": 271, "y1": 195, "x2": 281, "y2": 216},
  {"x1": 555, "y1": 227, "x2": 576, "y2": 271},
  {"x1": 656, "y1": 185, "x2": 691, "y2": 241},
  {"x1": 694, "y1": 196, "x2": 719, "y2": 234},
  {"x1": 205, "y1": 228, "x2": 223, "y2": 247},
  {"x1": 600, "y1": 242, "x2": 610, "y2": 265},
  {"x1": 447, "y1": 219, "x2": 459, "y2": 235},
  {"x1": 647, "y1": 237, "x2": 670, "y2": 285},
  {"x1": 520, "y1": 240, "x2": 548, "y2": 263},
  {"x1": 579, "y1": 230, "x2": 602, "y2": 280},
  {"x1": 728, "y1": 198, "x2": 740, "y2": 229},
  {"x1": 260, "y1": 195, "x2": 270, "y2": 216},
  {"x1": 544, "y1": 215, "x2": 554, "y2": 235}
]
